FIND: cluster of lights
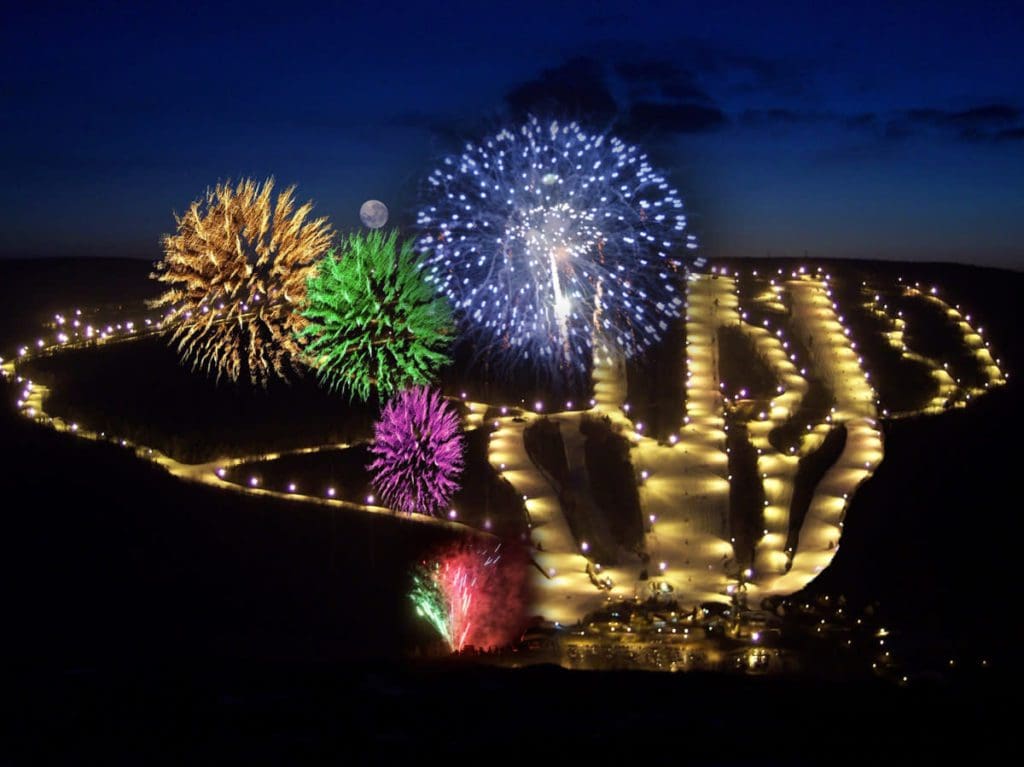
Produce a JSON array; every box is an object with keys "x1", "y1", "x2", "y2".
[
  {"x1": 8, "y1": 309, "x2": 158, "y2": 365},
  {"x1": 712, "y1": 267, "x2": 884, "y2": 582},
  {"x1": 727, "y1": 270, "x2": 808, "y2": 578},
  {"x1": 860, "y1": 285, "x2": 956, "y2": 415},
  {"x1": 901, "y1": 282, "x2": 1007, "y2": 399},
  {"x1": 3, "y1": 262, "x2": 1010, "y2": 633}
]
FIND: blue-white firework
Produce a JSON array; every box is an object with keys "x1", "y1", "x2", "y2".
[{"x1": 416, "y1": 117, "x2": 696, "y2": 381}]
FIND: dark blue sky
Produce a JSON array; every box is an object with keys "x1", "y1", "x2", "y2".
[{"x1": 2, "y1": 1, "x2": 1022, "y2": 268}]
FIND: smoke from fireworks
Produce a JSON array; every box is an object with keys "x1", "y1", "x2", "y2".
[
  {"x1": 298, "y1": 230, "x2": 453, "y2": 400},
  {"x1": 410, "y1": 541, "x2": 528, "y2": 652},
  {"x1": 416, "y1": 117, "x2": 696, "y2": 383},
  {"x1": 151, "y1": 177, "x2": 334, "y2": 385},
  {"x1": 368, "y1": 386, "x2": 464, "y2": 515}
]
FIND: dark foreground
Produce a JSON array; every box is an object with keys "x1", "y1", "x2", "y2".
[
  {"x1": 0, "y1": 258, "x2": 1019, "y2": 760},
  {"x1": 1, "y1": 659, "x2": 1007, "y2": 762}
]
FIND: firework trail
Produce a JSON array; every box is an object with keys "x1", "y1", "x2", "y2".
[{"x1": 416, "y1": 117, "x2": 696, "y2": 383}]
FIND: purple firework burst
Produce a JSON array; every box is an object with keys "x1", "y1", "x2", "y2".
[{"x1": 368, "y1": 387, "x2": 465, "y2": 515}]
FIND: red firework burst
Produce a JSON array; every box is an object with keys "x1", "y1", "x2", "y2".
[{"x1": 412, "y1": 541, "x2": 528, "y2": 652}]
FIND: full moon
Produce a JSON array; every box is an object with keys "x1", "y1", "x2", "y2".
[{"x1": 359, "y1": 199, "x2": 389, "y2": 229}]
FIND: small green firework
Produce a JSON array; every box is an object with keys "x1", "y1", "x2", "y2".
[
  {"x1": 297, "y1": 229, "x2": 452, "y2": 400},
  {"x1": 409, "y1": 565, "x2": 453, "y2": 649}
]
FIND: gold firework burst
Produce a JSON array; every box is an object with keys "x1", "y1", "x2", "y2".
[{"x1": 151, "y1": 177, "x2": 334, "y2": 385}]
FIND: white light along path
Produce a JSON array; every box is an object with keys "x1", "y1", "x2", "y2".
[
  {"x1": 7, "y1": 335, "x2": 479, "y2": 534},
  {"x1": 597, "y1": 273, "x2": 735, "y2": 608},
  {"x1": 862, "y1": 287, "x2": 956, "y2": 416},
  {"x1": 714, "y1": 272, "x2": 813, "y2": 584},
  {"x1": 487, "y1": 408, "x2": 612, "y2": 625},
  {"x1": 764, "y1": 275, "x2": 882, "y2": 595},
  {"x1": 4, "y1": 271, "x2": 1007, "y2": 628},
  {"x1": 903, "y1": 285, "x2": 1006, "y2": 404}
]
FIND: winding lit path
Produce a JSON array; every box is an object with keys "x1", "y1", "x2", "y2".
[{"x1": 2, "y1": 267, "x2": 1006, "y2": 627}]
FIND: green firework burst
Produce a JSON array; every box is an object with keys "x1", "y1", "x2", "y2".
[
  {"x1": 410, "y1": 565, "x2": 453, "y2": 649},
  {"x1": 297, "y1": 229, "x2": 453, "y2": 400}
]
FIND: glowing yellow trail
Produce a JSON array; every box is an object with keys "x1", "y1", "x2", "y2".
[
  {"x1": 4, "y1": 267, "x2": 1007, "y2": 629},
  {"x1": 764, "y1": 276, "x2": 882, "y2": 595}
]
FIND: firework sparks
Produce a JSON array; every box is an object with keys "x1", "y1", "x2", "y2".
[
  {"x1": 368, "y1": 387, "x2": 464, "y2": 515},
  {"x1": 297, "y1": 230, "x2": 453, "y2": 400},
  {"x1": 416, "y1": 117, "x2": 696, "y2": 383},
  {"x1": 410, "y1": 568, "x2": 452, "y2": 647},
  {"x1": 151, "y1": 177, "x2": 334, "y2": 385},
  {"x1": 410, "y1": 542, "x2": 526, "y2": 652}
]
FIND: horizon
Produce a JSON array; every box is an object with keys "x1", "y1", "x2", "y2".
[{"x1": 3, "y1": 250, "x2": 1022, "y2": 275}]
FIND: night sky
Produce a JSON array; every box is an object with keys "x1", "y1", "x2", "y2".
[{"x1": 2, "y1": 1, "x2": 1022, "y2": 268}]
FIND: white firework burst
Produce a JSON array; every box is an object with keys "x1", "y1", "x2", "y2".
[{"x1": 416, "y1": 117, "x2": 696, "y2": 382}]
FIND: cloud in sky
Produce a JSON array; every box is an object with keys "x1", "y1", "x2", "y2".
[
  {"x1": 737, "y1": 102, "x2": 1024, "y2": 144},
  {"x1": 504, "y1": 57, "x2": 618, "y2": 122},
  {"x1": 502, "y1": 55, "x2": 729, "y2": 138},
  {"x1": 627, "y1": 101, "x2": 727, "y2": 133},
  {"x1": 614, "y1": 59, "x2": 715, "y2": 104},
  {"x1": 398, "y1": 46, "x2": 1023, "y2": 164},
  {"x1": 896, "y1": 103, "x2": 1023, "y2": 141}
]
